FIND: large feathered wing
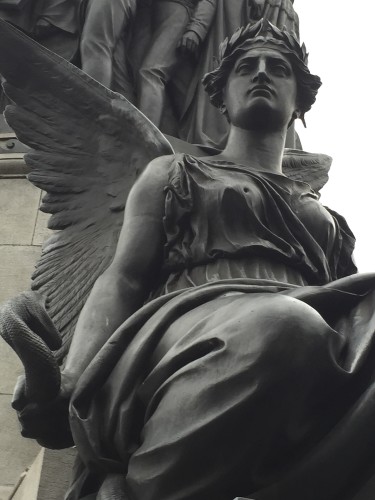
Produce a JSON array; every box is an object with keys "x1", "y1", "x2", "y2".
[
  {"x1": 0, "y1": 19, "x2": 174, "y2": 360},
  {"x1": 282, "y1": 148, "x2": 332, "y2": 193}
]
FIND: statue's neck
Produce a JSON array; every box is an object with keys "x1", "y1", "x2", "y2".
[{"x1": 218, "y1": 125, "x2": 287, "y2": 174}]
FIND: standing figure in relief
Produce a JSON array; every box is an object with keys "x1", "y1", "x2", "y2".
[
  {"x1": 179, "y1": 0, "x2": 298, "y2": 147},
  {"x1": 79, "y1": 0, "x2": 137, "y2": 89},
  {"x1": 250, "y1": 0, "x2": 297, "y2": 36},
  {"x1": 137, "y1": 0, "x2": 217, "y2": 127}
]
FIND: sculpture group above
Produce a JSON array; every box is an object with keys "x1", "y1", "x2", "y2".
[
  {"x1": 2, "y1": 3, "x2": 375, "y2": 500},
  {"x1": 0, "y1": 0, "x2": 299, "y2": 147}
]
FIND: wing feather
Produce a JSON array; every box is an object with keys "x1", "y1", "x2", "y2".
[
  {"x1": 0, "y1": 20, "x2": 173, "y2": 359},
  {"x1": 282, "y1": 149, "x2": 332, "y2": 192}
]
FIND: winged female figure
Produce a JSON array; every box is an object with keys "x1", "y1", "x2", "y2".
[{"x1": 1, "y1": 15, "x2": 375, "y2": 500}]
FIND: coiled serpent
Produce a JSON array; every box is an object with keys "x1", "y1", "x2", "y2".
[{"x1": 0, "y1": 291, "x2": 61, "y2": 408}]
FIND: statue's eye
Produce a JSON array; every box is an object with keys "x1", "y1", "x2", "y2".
[
  {"x1": 236, "y1": 61, "x2": 256, "y2": 75},
  {"x1": 237, "y1": 65, "x2": 248, "y2": 75},
  {"x1": 271, "y1": 63, "x2": 290, "y2": 76}
]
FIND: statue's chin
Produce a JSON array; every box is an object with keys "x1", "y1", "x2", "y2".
[{"x1": 232, "y1": 108, "x2": 287, "y2": 134}]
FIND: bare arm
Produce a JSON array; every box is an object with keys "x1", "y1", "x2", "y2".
[
  {"x1": 64, "y1": 155, "x2": 173, "y2": 383},
  {"x1": 12, "y1": 155, "x2": 174, "y2": 448}
]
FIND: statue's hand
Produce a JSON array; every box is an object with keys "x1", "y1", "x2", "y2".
[
  {"x1": 13, "y1": 371, "x2": 75, "y2": 449},
  {"x1": 177, "y1": 31, "x2": 201, "y2": 59}
]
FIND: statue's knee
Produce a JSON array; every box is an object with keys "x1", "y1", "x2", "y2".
[
  {"x1": 231, "y1": 294, "x2": 330, "y2": 353},
  {"x1": 270, "y1": 295, "x2": 325, "y2": 328},
  {"x1": 253, "y1": 295, "x2": 331, "y2": 359},
  {"x1": 138, "y1": 65, "x2": 167, "y2": 87},
  {"x1": 81, "y1": 39, "x2": 106, "y2": 58}
]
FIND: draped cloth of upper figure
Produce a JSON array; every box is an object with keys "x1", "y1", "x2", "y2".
[{"x1": 2, "y1": 11, "x2": 375, "y2": 500}]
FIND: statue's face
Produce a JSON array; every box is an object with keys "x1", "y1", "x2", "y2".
[{"x1": 223, "y1": 47, "x2": 298, "y2": 131}]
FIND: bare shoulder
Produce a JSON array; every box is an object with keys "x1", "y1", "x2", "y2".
[
  {"x1": 138, "y1": 154, "x2": 176, "y2": 187},
  {"x1": 126, "y1": 154, "x2": 177, "y2": 212},
  {"x1": 133, "y1": 155, "x2": 175, "y2": 194}
]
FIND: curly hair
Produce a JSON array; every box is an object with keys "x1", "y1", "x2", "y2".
[{"x1": 202, "y1": 20, "x2": 322, "y2": 125}]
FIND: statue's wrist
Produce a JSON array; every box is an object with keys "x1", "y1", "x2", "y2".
[{"x1": 61, "y1": 369, "x2": 80, "y2": 394}]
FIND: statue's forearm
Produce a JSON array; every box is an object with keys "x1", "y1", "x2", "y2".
[{"x1": 63, "y1": 268, "x2": 146, "y2": 382}]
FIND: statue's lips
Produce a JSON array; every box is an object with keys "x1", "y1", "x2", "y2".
[{"x1": 247, "y1": 85, "x2": 275, "y2": 96}]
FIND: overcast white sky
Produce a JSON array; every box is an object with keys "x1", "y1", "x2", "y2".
[{"x1": 294, "y1": 1, "x2": 374, "y2": 272}]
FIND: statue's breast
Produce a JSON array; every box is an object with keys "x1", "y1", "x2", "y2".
[{"x1": 292, "y1": 191, "x2": 337, "y2": 255}]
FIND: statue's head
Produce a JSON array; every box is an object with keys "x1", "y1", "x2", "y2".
[{"x1": 202, "y1": 20, "x2": 321, "y2": 129}]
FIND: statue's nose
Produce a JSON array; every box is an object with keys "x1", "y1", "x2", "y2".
[
  {"x1": 252, "y1": 70, "x2": 271, "y2": 84},
  {"x1": 252, "y1": 60, "x2": 271, "y2": 83}
]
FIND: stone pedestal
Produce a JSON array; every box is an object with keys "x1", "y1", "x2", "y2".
[
  {"x1": 11, "y1": 449, "x2": 77, "y2": 500},
  {"x1": 0, "y1": 115, "x2": 29, "y2": 176},
  {"x1": 0, "y1": 156, "x2": 51, "y2": 496}
]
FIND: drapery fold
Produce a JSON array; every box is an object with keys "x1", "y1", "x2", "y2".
[{"x1": 68, "y1": 275, "x2": 375, "y2": 500}]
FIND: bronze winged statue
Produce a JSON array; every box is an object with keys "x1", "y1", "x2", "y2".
[{"x1": 1, "y1": 14, "x2": 375, "y2": 500}]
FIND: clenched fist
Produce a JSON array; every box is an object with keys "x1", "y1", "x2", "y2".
[{"x1": 177, "y1": 30, "x2": 202, "y2": 59}]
